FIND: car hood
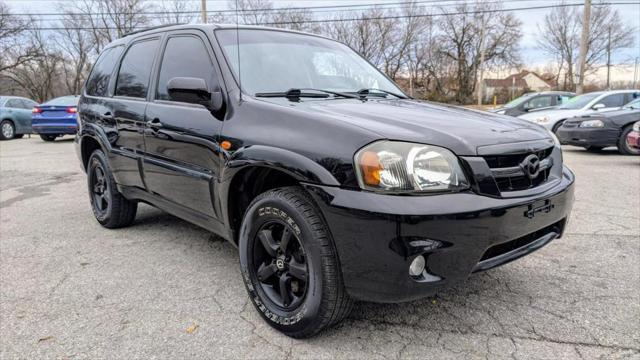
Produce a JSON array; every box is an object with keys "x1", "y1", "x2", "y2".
[{"x1": 268, "y1": 98, "x2": 551, "y2": 156}]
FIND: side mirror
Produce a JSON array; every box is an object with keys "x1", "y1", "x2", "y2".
[
  {"x1": 592, "y1": 103, "x2": 605, "y2": 110},
  {"x1": 167, "y1": 77, "x2": 223, "y2": 111}
]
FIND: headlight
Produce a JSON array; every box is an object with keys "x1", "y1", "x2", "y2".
[
  {"x1": 579, "y1": 119, "x2": 604, "y2": 128},
  {"x1": 535, "y1": 116, "x2": 550, "y2": 124},
  {"x1": 632, "y1": 122, "x2": 639, "y2": 132},
  {"x1": 354, "y1": 141, "x2": 469, "y2": 193},
  {"x1": 496, "y1": 110, "x2": 506, "y2": 115}
]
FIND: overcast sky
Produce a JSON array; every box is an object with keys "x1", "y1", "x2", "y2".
[{"x1": 5, "y1": 0, "x2": 640, "y2": 67}]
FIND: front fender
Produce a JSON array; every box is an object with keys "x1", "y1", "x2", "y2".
[{"x1": 222, "y1": 145, "x2": 341, "y2": 186}]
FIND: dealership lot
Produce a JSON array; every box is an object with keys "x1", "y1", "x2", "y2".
[{"x1": 0, "y1": 137, "x2": 638, "y2": 359}]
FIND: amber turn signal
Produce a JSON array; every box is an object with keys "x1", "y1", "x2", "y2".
[
  {"x1": 221, "y1": 140, "x2": 232, "y2": 150},
  {"x1": 359, "y1": 151, "x2": 382, "y2": 186}
]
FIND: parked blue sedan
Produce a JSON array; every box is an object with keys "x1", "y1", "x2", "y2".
[
  {"x1": 0, "y1": 96, "x2": 38, "y2": 140},
  {"x1": 32, "y1": 95, "x2": 80, "y2": 141}
]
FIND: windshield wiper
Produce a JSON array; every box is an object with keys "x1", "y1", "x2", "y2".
[
  {"x1": 355, "y1": 88, "x2": 409, "y2": 99},
  {"x1": 255, "y1": 88, "x2": 359, "y2": 99}
]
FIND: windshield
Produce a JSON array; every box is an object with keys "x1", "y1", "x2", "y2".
[
  {"x1": 558, "y1": 93, "x2": 599, "y2": 109},
  {"x1": 624, "y1": 98, "x2": 640, "y2": 110},
  {"x1": 215, "y1": 29, "x2": 404, "y2": 96},
  {"x1": 503, "y1": 93, "x2": 534, "y2": 108},
  {"x1": 44, "y1": 96, "x2": 79, "y2": 106}
]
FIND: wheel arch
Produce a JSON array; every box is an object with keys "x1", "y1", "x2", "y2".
[
  {"x1": 78, "y1": 128, "x2": 111, "y2": 170},
  {"x1": 221, "y1": 146, "x2": 340, "y2": 245}
]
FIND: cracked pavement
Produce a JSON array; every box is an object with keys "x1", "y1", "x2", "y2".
[{"x1": 1, "y1": 137, "x2": 638, "y2": 359}]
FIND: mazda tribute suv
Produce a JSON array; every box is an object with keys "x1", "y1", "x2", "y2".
[{"x1": 75, "y1": 24, "x2": 575, "y2": 338}]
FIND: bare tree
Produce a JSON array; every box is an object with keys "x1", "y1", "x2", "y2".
[
  {"x1": 0, "y1": 2, "x2": 41, "y2": 73},
  {"x1": 157, "y1": 0, "x2": 197, "y2": 25},
  {"x1": 438, "y1": 2, "x2": 522, "y2": 103},
  {"x1": 72, "y1": 0, "x2": 153, "y2": 54},
  {"x1": 4, "y1": 29, "x2": 62, "y2": 102},
  {"x1": 54, "y1": 12, "x2": 93, "y2": 94},
  {"x1": 538, "y1": 3, "x2": 635, "y2": 90}
]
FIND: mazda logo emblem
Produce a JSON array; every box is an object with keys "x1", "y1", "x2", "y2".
[
  {"x1": 276, "y1": 259, "x2": 285, "y2": 270},
  {"x1": 521, "y1": 154, "x2": 541, "y2": 179}
]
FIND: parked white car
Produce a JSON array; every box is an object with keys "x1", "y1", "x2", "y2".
[{"x1": 518, "y1": 90, "x2": 640, "y2": 132}]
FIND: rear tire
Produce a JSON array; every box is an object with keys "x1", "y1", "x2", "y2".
[
  {"x1": 40, "y1": 134, "x2": 57, "y2": 142},
  {"x1": 238, "y1": 187, "x2": 353, "y2": 338},
  {"x1": 618, "y1": 125, "x2": 640, "y2": 155},
  {"x1": 0, "y1": 120, "x2": 15, "y2": 140},
  {"x1": 87, "y1": 149, "x2": 138, "y2": 228}
]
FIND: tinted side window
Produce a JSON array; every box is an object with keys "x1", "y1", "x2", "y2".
[
  {"x1": 17, "y1": 99, "x2": 33, "y2": 109},
  {"x1": 599, "y1": 94, "x2": 625, "y2": 107},
  {"x1": 5, "y1": 99, "x2": 20, "y2": 108},
  {"x1": 559, "y1": 96, "x2": 572, "y2": 104},
  {"x1": 116, "y1": 39, "x2": 160, "y2": 98},
  {"x1": 156, "y1": 36, "x2": 216, "y2": 101},
  {"x1": 86, "y1": 46, "x2": 124, "y2": 97},
  {"x1": 527, "y1": 96, "x2": 552, "y2": 109}
]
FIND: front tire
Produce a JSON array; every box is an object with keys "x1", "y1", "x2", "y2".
[
  {"x1": 618, "y1": 125, "x2": 640, "y2": 155},
  {"x1": 238, "y1": 187, "x2": 353, "y2": 338},
  {"x1": 40, "y1": 134, "x2": 58, "y2": 142},
  {"x1": 0, "y1": 120, "x2": 15, "y2": 140},
  {"x1": 87, "y1": 149, "x2": 138, "y2": 228}
]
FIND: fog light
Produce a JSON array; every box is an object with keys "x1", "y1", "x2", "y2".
[{"x1": 409, "y1": 255, "x2": 425, "y2": 277}]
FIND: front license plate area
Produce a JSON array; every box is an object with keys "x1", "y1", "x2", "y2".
[{"x1": 524, "y1": 199, "x2": 554, "y2": 219}]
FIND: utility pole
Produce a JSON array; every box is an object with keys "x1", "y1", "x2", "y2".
[
  {"x1": 606, "y1": 26, "x2": 612, "y2": 89},
  {"x1": 477, "y1": 18, "x2": 486, "y2": 106},
  {"x1": 576, "y1": 0, "x2": 591, "y2": 94},
  {"x1": 201, "y1": 0, "x2": 207, "y2": 23}
]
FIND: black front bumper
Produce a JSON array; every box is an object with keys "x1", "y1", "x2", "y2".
[
  {"x1": 304, "y1": 166, "x2": 575, "y2": 303},
  {"x1": 556, "y1": 126, "x2": 619, "y2": 148}
]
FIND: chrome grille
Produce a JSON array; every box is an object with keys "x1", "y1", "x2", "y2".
[{"x1": 483, "y1": 147, "x2": 554, "y2": 192}]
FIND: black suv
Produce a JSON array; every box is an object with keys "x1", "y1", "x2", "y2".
[{"x1": 76, "y1": 25, "x2": 575, "y2": 338}]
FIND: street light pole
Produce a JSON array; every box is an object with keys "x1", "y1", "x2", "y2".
[
  {"x1": 576, "y1": 0, "x2": 591, "y2": 94},
  {"x1": 201, "y1": 0, "x2": 207, "y2": 23}
]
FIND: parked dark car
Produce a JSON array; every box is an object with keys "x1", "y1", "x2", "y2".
[
  {"x1": 75, "y1": 25, "x2": 575, "y2": 338},
  {"x1": 489, "y1": 91, "x2": 575, "y2": 117},
  {"x1": 557, "y1": 98, "x2": 640, "y2": 155},
  {"x1": 0, "y1": 96, "x2": 38, "y2": 140},
  {"x1": 32, "y1": 95, "x2": 80, "y2": 141}
]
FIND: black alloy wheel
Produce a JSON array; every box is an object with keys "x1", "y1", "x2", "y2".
[
  {"x1": 86, "y1": 149, "x2": 137, "y2": 228},
  {"x1": 253, "y1": 220, "x2": 308, "y2": 310},
  {"x1": 89, "y1": 162, "x2": 110, "y2": 217},
  {"x1": 239, "y1": 187, "x2": 353, "y2": 338}
]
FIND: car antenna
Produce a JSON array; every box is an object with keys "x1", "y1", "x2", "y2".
[{"x1": 235, "y1": 0, "x2": 242, "y2": 102}]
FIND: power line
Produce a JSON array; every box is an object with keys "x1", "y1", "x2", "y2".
[
  {"x1": 15, "y1": 1, "x2": 640, "y2": 31},
  {"x1": 9, "y1": 0, "x2": 611, "y2": 17}
]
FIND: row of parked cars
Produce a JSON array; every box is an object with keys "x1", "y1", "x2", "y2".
[
  {"x1": 490, "y1": 89, "x2": 640, "y2": 155},
  {"x1": 0, "y1": 95, "x2": 79, "y2": 141}
]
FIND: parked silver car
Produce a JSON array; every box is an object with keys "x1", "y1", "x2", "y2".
[{"x1": 518, "y1": 90, "x2": 640, "y2": 132}]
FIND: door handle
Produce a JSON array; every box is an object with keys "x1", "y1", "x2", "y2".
[
  {"x1": 102, "y1": 112, "x2": 113, "y2": 120},
  {"x1": 146, "y1": 118, "x2": 163, "y2": 129}
]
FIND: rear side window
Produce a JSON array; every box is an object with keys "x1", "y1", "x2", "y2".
[
  {"x1": 599, "y1": 94, "x2": 625, "y2": 107},
  {"x1": 526, "y1": 96, "x2": 552, "y2": 109},
  {"x1": 156, "y1": 36, "x2": 216, "y2": 101},
  {"x1": 86, "y1": 46, "x2": 124, "y2": 97},
  {"x1": 5, "y1": 99, "x2": 21, "y2": 108},
  {"x1": 116, "y1": 39, "x2": 160, "y2": 98}
]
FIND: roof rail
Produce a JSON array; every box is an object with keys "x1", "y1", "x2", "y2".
[{"x1": 122, "y1": 23, "x2": 183, "y2": 38}]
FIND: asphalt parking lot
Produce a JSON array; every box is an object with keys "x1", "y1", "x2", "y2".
[{"x1": 0, "y1": 136, "x2": 638, "y2": 359}]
